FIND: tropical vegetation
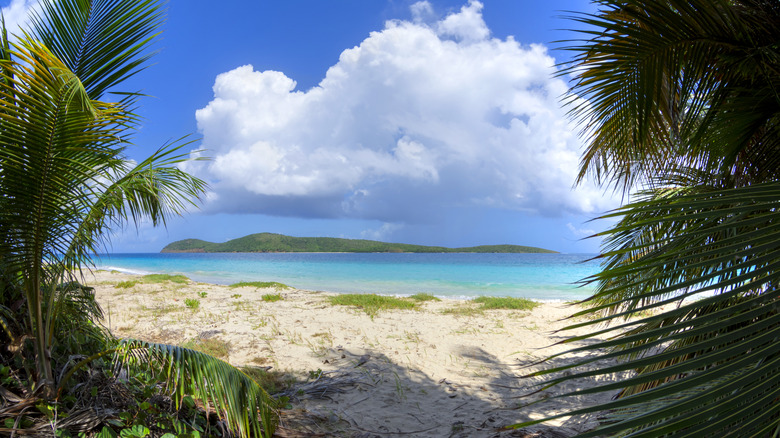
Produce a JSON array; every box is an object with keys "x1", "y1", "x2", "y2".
[
  {"x1": 162, "y1": 232, "x2": 558, "y2": 253},
  {"x1": 518, "y1": 0, "x2": 780, "y2": 436},
  {"x1": 0, "y1": 0, "x2": 276, "y2": 436}
]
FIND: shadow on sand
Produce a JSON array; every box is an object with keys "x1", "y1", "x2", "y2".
[{"x1": 275, "y1": 335, "x2": 620, "y2": 437}]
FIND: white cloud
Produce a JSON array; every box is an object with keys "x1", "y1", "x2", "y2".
[
  {"x1": 567, "y1": 222, "x2": 596, "y2": 238},
  {"x1": 360, "y1": 222, "x2": 404, "y2": 242},
  {"x1": 436, "y1": 1, "x2": 489, "y2": 43},
  {"x1": 2, "y1": 0, "x2": 39, "y2": 37},
  {"x1": 410, "y1": 1, "x2": 434, "y2": 23},
  {"x1": 188, "y1": 1, "x2": 617, "y2": 222}
]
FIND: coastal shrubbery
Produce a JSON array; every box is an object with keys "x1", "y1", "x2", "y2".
[
  {"x1": 522, "y1": 0, "x2": 780, "y2": 435},
  {"x1": 0, "y1": 1, "x2": 277, "y2": 436},
  {"x1": 162, "y1": 232, "x2": 557, "y2": 254},
  {"x1": 473, "y1": 296, "x2": 539, "y2": 311},
  {"x1": 141, "y1": 273, "x2": 191, "y2": 284},
  {"x1": 327, "y1": 293, "x2": 418, "y2": 316}
]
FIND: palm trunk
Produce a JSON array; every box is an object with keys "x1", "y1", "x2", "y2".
[{"x1": 28, "y1": 265, "x2": 54, "y2": 399}]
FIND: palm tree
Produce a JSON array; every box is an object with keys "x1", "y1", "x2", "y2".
[
  {"x1": 516, "y1": 0, "x2": 780, "y2": 436},
  {"x1": 0, "y1": 0, "x2": 277, "y2": 435}
]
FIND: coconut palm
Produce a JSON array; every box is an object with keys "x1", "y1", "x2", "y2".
[
  {"x1": 517, "y1": 0, "x2": 780, "y2": 436},
  {"x1": 0, "y1": 0, "x2": 276, "y2": 435}
]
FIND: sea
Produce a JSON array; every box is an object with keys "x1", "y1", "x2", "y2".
[{"x1": 94, "y1": 252, "x2": 601, "y2": 302}]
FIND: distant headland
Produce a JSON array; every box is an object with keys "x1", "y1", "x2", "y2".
[{"x1": 161, "y1": 233, "x2": 557, "y2": 254}]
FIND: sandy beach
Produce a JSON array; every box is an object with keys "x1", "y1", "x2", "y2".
[{"x1": 87, "y1": 270, "x2": 622, "y2": 437}]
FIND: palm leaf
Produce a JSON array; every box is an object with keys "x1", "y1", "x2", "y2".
[
  {"x1": 0, "y1": 37, "x2": 125, "y2": 391},
  {"x1": 560, "y1": 0, "x2": 780, "y2": 191},
  {"x1": 515, "y1": 182, "x2": 780, "y2": 436},
  {"x1": 115, "y1": 340, "x2": 278, "y2": 438},
  {"x1": 28, "y1": 0, "x2": 164, "y2": 100}
]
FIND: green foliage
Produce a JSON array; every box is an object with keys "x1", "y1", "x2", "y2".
[
  {"x1": 327, "y1": 294, "x2": 417, "y2": 317},
  {"x1": 115, "y1": 340, "x2": 278, "y2": 437},
  {"x1": 181, "y1": 337, "x2": 230, "y2": 359},
  {"x1": 115, "y1": 280, "x2": 138, "y2": 289},
  {"x1": 520, "y1": 0, "x2": 780, "y2": 435},
  {"x1": 0, "y1": 0, "x2": 277, "y2": 435},
  {"x1": 197, "y1": 291, "x2": 207, "y2": 298},
  {"x1": 141, "y1": 274, "x2": 190, "y2": 284},
  {"x1": 409, "y1": 293, "x2": 440, "y2": 302},
  {"x1": 162, "y1": 232, "x2": 557, "y2": 253},
  {"x1": 472, "y1": 296, "x2": 539, "y2": 311},
  {"x1": 441, "y1": 305, "x2": 484, "y2": 317},
  {"x1": 240, "y1": 366, "x2": 295, "y2": 395},
  {"x1": 183, "y1": 299, "x2": 200, "y2": 310},
  {"x1": 229, "y1": 281, "x2": 290, "y2": 289},
  {"x1": 261, "y1": 293, "x2": 283, "y2": 302}
]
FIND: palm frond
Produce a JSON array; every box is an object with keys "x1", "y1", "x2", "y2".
[
  {"x1": 115, "y1": 340, "x2": 278, "y2": 438},
  {"x1": 28, "y1": 0, "x2": 164, "y2": 100},
  {"x1": 517, "y1": 182, "x2": 780, "y2": 436},
  {"x1": 561, "y1": 0, "x2": 780, "y2": 191}
]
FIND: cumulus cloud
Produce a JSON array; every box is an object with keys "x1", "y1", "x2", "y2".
[
  {"x1": 2, "y1": 0, "x2": 39, "y2": 36},
  {"x1": 187, "y1": 1, "x2": 616, "y2": 223}
]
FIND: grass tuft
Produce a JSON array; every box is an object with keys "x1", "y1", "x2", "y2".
[
  {"x1": 261, "y1": 293, "x2": 283, "y2": 302},
  {"x1": 184, "y1": 298, "x2": 200, "y2": 310},
  {"x1": 409, "y1": 293, "x2": 440, "y2": 302},
  {"x1": 328, "y1": 294, "x2": 416, "y2": 317},
  {"x1": 442, "y1": 305, "x2": 483, "y2": 317},
  {"x1": 230, "y1": 281, "x2": 290, "y2": 289},
  {"x1": 141, "y1": 274, "x2": 190, "y2": 284},
  {"x1": 473, "y1": 296, "x2": 539, "y2": 310},
  {"x1": 181, "y1": 337, "x2": 230, "y2": 359},
  {"x1": 115, "y1": 280, "x2": 138, "y2": 289}
]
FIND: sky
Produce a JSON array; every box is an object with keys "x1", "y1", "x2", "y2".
[{"x1": 1, "y1": 0, "x2": 619, "y2": 254}]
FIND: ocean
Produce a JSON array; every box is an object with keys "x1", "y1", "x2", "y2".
[{"x1": 94, "y1": 252, "x2": 600, "y2": 301}]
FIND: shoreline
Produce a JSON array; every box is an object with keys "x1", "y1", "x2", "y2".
[
  {"x1": 94, "y1": 264, "x2": 594, "y2": 304},
  {"x1": 87, "y1": 270, "x2": 618, "y2": 437}
]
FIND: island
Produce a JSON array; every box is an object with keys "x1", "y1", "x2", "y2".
[{"x1": 161, "y1": 232, "x2": 557, "y2": 254}]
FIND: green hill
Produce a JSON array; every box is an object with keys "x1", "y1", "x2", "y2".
[{"x1": 160, "y1": 233, "x2": 557, "y2": 254}]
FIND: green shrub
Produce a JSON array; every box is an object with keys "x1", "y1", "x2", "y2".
[
  {"x1": 472, "y1": 296, "x2": 539, "y2": 310},
  {"x1": 141, "y1": 274, "x2": 189, "y2": 284},
  {"x1": 409, "y1": 293, "x2": 440, "y2": 302},
  {"x1": 261, "y1": 293, "x2": 282, "y2": 302},
  {"x1": 115, "y1": 280, "x2": 138, "y2": 289},
  {"x1": 184, "y1": 298, "x2": 200, "y2": 310},
  {"x1": 328, "y1": 294, "x2": 416, "y2": 317}
]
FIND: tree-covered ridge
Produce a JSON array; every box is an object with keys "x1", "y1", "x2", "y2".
[{"x1": 161, "y1": 233, "x2": 557, "y2": 253}]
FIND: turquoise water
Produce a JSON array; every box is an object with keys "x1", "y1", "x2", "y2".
[{"x1": 94, "y1": 253, "x2": 600, "y2": 301}]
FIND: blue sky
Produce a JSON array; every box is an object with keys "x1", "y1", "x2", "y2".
[{"x1": 2, "y1": 0, "x2": 618, "y2": 253}]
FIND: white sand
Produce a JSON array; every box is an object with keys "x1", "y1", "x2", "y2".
[{"x1": 88, "y1": 271, "x2": 623, "y2": 437}]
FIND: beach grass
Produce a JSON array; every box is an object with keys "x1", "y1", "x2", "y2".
[
  {"x1": 441, "y1": 304, "x2": 484, "y2": 317},
  {"x1": 115, "y1": 280, "x2": 138, "y2": 288},
  {"x1": 230, "y1": 281, "x2": 290, "y2": 290},
  {"x1": 141, "y1": 273, "x2": 190, "y2": 284},
  {"x1": 473, "y1": 296, "x2": 539, "y2": 310},
  {"x1": 261, "y1": 293, "x2": 283, "y2": 302},
  {"x1": 443, "y1": 296, "x2": 540, "y2": 316},
  {"x1": 327, "y1": 293, "x2": 416, "y2": 316},
  {"x1": 182, "y1": 337, "x2": 231, "y2": 359},
  {"x1": 409, "y1": 293, "x2": 440, "y2": 302}
]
